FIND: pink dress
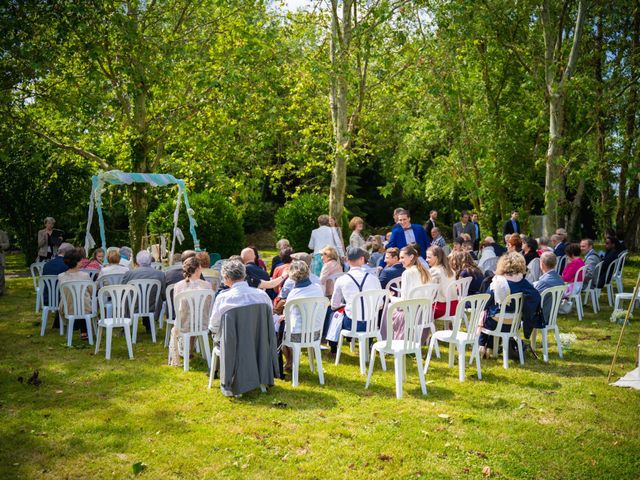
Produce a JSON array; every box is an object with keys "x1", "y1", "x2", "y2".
[{"x1": 562, "y1": 258, "x2": 585, "y2": 283}]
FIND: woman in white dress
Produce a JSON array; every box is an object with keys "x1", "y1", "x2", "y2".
[{"x1": 427, "y1": 245, "x2": 457, "y2": 320}]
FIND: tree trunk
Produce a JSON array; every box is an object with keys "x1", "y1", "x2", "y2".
[{"x1": 544, "y1": 91, "x2": 566, "y2": 233}]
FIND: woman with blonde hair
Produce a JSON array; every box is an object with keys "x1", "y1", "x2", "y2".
[
  {"x1": 348, "y1": 216, "x2": 366, "y2": 248},
  {"x1": 450, "y1": 251, "x2": 483, "y2": 295},
  {"x1": 427, "y1": 245, "x2": 457, "y2": 319},
  {"x1": 319, "y1": 245, "x2": 343, "y2": 297}
]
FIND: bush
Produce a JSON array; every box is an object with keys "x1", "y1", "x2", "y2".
[
  {"x1": 148, "y1": 192, "x2": 244, "y2": 258},
  {"x1": 242, "y1": 200, "x2": 278, "y2": 234},
  {"x1": 274, "y1": 194, "x2": 348, "y2": 251}
]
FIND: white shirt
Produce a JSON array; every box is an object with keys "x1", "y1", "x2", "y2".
[
  {"x1": 403, "y1": 228, "x2": 416, "y2": 245},
  {"x1": 429, "y1": 265, "x2": 456, "y2": 302},
  {"x1": 308, "y1": 225, "x2": 345, "y2": 257},
  {"x1": 399, "y1": 265, "x2": 429, "y2": 299},
  {"x1": 286, "y1": 282, "x2": 326, "y2": 334},
  {"x1": 280, "y1": 273, "x2": 320, "y2": 300},
  {"x1": 97, "y1": 264, "x2": 129, "y2": 279},
  {"x1": 330, "y1": 266, "x2": 381, "y2": 318},
  {"x1": 208, "y1": 281, "x2": 272, "y2": 335}
]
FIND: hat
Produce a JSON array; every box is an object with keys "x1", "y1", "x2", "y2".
[{"x1": 346, "y1": 246, "x2": 366, "y2": 261}]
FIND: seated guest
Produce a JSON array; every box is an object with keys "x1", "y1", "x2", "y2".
[
  {"x1": 430, "y1": 227, "x2": 446, "y2": 248},
  {"x1": 534, "y1": 252, "x2": 565, "y2": 322},
  {"x1": 551, "y1": 234, "x2": 566, "y2": 257},
  {"x1": 319, "y1": 246, "x2": 343, "y2": 297},
  {"x1": 479, "y1": 252, "x2": 541, "y2": 358},
  {"x1": 462, "y1": 240, "x2": 477, "y2": 260},
  {"x1": 270, "y1": 239, "x2": 291, "y2": 276},
  {"x1": 597, "y1": 236, "x2": 619, "y2": 289},
  {"x1": 450, "y1": 251, "x2": 483, "y2": 295},
  {"x1": 249, "y1": 245, "x2": 267, "y2": 271},
  {"x1": 278, "y1": 253, "x2": 321, "y2": 301},
  {"x1": 537, "y1": 237, "x2": 553, "y2": 255},
  {"x1": 522, "y1": 238, "x2": 539, "y2": 265},
  {"x1": 81, "y1": 248, "x2": 104, "y2": 270},
  {"x1": 97, "y1": 247, "x2": 129, "y2": 279},
  {"x1": 427, "y1": 245, "x2": 457, "y2": 319},
  {"x1": 122, "y1": 250, "x2": 166, "y2": 333},
  {"x1": 477, "y1": 238, "x2": 497, "y2": 271},
  {"x1": 378, "y1": 247, "x2": 404, "y2": 289},
  {"x1": 169, "y1": 256, "x2": 214, "y2": 367},
  {"x1": 208, "y1": 259, "x2": 272, "y2": 339},
  {"x1": 119, "y1": 246, "x2": 133, "y2": 269},
  {"x1": 506, "y1": 234, "x2": 523, "y2": 254},
  {"x1": 367, "y1": 236, "x2": 385, "y2": 268},
  {"x1": 241, "y1": 247, "x2": 271, "y2": 289},
  {"x1": 484, "y1": 236, "x2": 507, "y2": 257},
  {"x1": 327, "y1": 247, "x2": 382, "y2": 350},
  {"x1": 58, "y1": 247, "x2": 93, "y2": 340},
  {"x1": 43, "y1": 242, "x2": 74, "y2": 277},
  {"x1": 166, "y1": 250, "x2": 196, "y2": 285},
  {"x1": 452, "y1": 236, "x2": 464, "y2": 254},
  {"x1": 580, "y1": 238, "x2": 601, "y2": 284},
  {"x1": 272, "y1": 247, "x2": 294, "y2": 294},
  {"x1": 277, "y1": 261, "x2": 325, "y2": 373},
  {"x1": 562, "y1": 243, "x2": 585, "y2": 284},
  {"x1": 349, "y1": 216, "x2": 366, "y2": 248}
]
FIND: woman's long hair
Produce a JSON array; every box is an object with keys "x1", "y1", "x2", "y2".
[
  {"x1": 401, "y1": 244, "x2": 431, "y2": 284},
  {"x1": 428, "y1": 245, "x2": 454, "y2": 277},
  {"x1": 182, "y1": 256, "x2": 200, "y2": 283}
]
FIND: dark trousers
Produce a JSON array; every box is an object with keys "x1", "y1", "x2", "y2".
[{"x1": 478, "y1": 316, "x2": 511, "y2": 349}]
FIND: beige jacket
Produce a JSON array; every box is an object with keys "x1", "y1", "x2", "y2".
[{"x1": 37, "y1": 229, "x2": 52, "y2": 258}]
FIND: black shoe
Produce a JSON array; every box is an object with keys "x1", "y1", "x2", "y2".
[{"x1": 525, "y1": 342, "x2": 538, "y2": 360}]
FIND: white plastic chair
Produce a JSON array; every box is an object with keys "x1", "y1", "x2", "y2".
[
  {"x1": 151, "y1": 262, "x2": 164, "y2": 271},
  {"x1": 128, "y1": 279, "x2": 162, "y2": 343},
  {"x1": 525, "y1": 258, "x2": 541, "y2": 283},
  {"x1": 408, "y1": 284, "x2": 440, "y2": 357},
  {"x1": 564, "y1": 265, "x2": 586, "y2": 320},
  {"x1": 39, "y1": 275, "x2": 61, "y2": 337},
  {"x1": 480, "y1": 292, "x2": 524, "y2": 369},
  {"x1": 169, "y1": 289, "x2": 214, "y2": 371},
  {"x1": 281, "y1": 296, "x2": 329, "y2": 387},
  {"x1": 424, "y1": 293, "x2": 490, "y2": 381},
  {"x1": 595, "y1": 259, "x2": 618, "y2": 308},
  {"x1": 385, "y1": 277, "x2": 401, "y2": 298},
  {"x1": 95, "y1": 285, "x2": 137, "y2": 360},
  {"x1": 96, "y1": 273, "x2": 125, "y2": 289},
  {"x1": 582, "y1": 261, "x2": 602, "y2": 313},
  {"x1": 531, "y1": 285, "x2": 565, "y2": 362},
  {"x1": 80, "y1": 269, "x2": 99, "y2": 281},
  {"x1": 613, "y1": 251, "x2": 628, "y2": 295},
  {"x1": 365, "y1": 298, "x2": 429, "y2": 399},
  {"x1": 60, "y1": 280, "x2": 96, "y2": 346},
  {"x1": 555, "y1": 255, "x2": 567, "y2": 273},
  {"x1": 30, "y1": 262, "x2": 44, "y2": 312},
  {"x1": 335, "y1": 289, "x2": 387, "y2": 374},
  {"x1": 161, "y1": 284, "x2": 176, "y2": 347},
  {"x1": 435, "y1": 281, "x2": 460, "y2": 327}
]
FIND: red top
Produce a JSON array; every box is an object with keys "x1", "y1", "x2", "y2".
[{"x1": 562, "y1": 257, "x2": 585, "y2": 283}]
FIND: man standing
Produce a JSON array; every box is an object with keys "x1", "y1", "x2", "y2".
[
  {"x1": 452, "y1": 211, "x2": 475, "y2": 245},
  {"x1": 378, "y1": 248, "x2": 404, "y2": 289},
  {"x1": 471, "y1": 213, "x2": 481, "y2": 251},
  {"x1": 580, "y1": 239, "x2": 601, "y2": 285},
  {"x1": 503, "y1": 210, "x2": 520, "y2": 237},
  {"x1": 424, "y1": 210, "x2": 438, "y2": 241},
  {"x1": 0, "y1": 229, "x2": 9, "y2": 296},
  {"x1": 386, "y1": 209, "x2": 430, "y2": 259}
]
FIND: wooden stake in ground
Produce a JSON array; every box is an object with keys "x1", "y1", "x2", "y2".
[{"x1": 607, "y1": 272, "x2": 640, "y2": 383}]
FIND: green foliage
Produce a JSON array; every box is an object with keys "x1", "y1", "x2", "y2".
[
  {"x1": 275, "y1": 194, "x2": 330, "y2": 251},
  {"x1": 148, "y1": 192, "x2": 244, "y2": 258},
  {"x1": 242, "y1": 200, "x2": 279, "y2": 235}
]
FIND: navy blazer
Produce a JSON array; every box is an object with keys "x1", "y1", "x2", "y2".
[
  {"x1": 554, "y1": 242, "x2": 566, "y2": 257},
  {"x1": 386, "y1": 224, "x2": 430, "y2": 258},
  {"x1": 379, "y1": 263, "x2": 405, "y2": 289}
]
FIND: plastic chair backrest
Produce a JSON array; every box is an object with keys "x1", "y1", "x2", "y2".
[
  {"x1": 494, "y1": 292, "x2": 524, "y2": 334},
  {"x1": 584, "y1": 262, "x2": 602, "y2": 291},
  {"x1": 165, "y1": 284, "x2": 176, "y2": 322},
  {"x1": 602, "y1": 259, "x2": 618, "y2": 287},
  {"x1": 128, "y1": 279, "x2": 162, "y2": 315},
  {"x1": 60, "y1": 280, "x2": 95, "y2": 317},
  {"x1": 451, "y1": 293, "x2": 490, "y2": 340},
  {"x1": 349, "y1": 289, "x2": 387, "y2": 335},
  {"x1": 555, "y1": 256, "x2": 567, "y2": 273},
  {"x1": 385, "y1": 277, "x2": 401, "y2": 297},
  {"x1": 456, "y1": 277, "x2": 472, "y2": 298},
  {"x1": 151, "y1": 262, "x2": 164, "y2": 271},
  {"x1": 98, "y1": 285, "x2": 137, "y2": 325},
  {"x1": 97, "y1": 273, "x2": 125, "y2": 289},
  {"x1": 39, "y1": 275, "x2": 60, "y2": 308},
  {"x1": 80, "y1": 269, "x2": 99, "y2": 281},
  {"x1": 283, "y1": 296, "x2": 330, "y2": 345},
  {"x1": 174, "y1": 289, "x2": 215, "y2": 333},
  {"x1": 30, "y1": 263, "x2": 43, "y2": 291},
  {"x1": 409, "y1": 284, "x2": 438, "y2": 330},
  {"x1": 569, "y1": 265, "x2": 586, "y2": 296},
  {"x1": 384, "y1": 298, "x2": 430, "y2": 351},
  {"x1": 540, "y1": 285, "x2": 565, "y2": 328},
  {"x1": 443, "y1": 280, "x2": 459, "y2": 313},
  {"x1": 527, "y1": 258, "x2": 541, "y2": 283},
  {"x1": 614, "y1": 251, "x2": 628, "y2": 278}
]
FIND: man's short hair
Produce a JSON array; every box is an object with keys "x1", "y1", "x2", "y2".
[
  {"x1": 221, "y1": 259, "x2": 246, "y2": 282},
  {"x1": 540, "y1": 252, "x2": 557, "y2": 269},
  {"x1": 120, "y1": 246, "x2": 133, "y2": 258},
  {"x1": 385, "y1": 247, "x2": 400, "y2": 259},
  {"x1": 430, "y1": 210, "x2": 437, "y2": 215},
  {"x1": 317, "y1": 214, "x2": 330, "y2": 226},
  {"x1": 396, "y1": 208, "x2": 410, "y2": 217},
  {"x1": 431, "y1": 227, "x2": 440, "y2": 236},
  {"x1": 393, "y1": 207, "x2": 405, "y2": 215},
  {"x1": 581, "y1": 238, "x2": 593, "y2": 247},
  {"x1": 288, "y1": 260, "x2": 310, "y2": 283},
  {"x1": 461, "y1": 210, "x2": 469, "y2": 217},
  {"x1": 346, "y1": 246, "x2": 367, "y2": 261},
  {"x1": 58, "y1": 242, "x2": 74, "y2": 255},
  {"x1": 136, "y1": 250, "x2": 152, "y2": 266}
]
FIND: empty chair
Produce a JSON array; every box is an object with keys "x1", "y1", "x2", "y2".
[
  {"x1": 128, "y1": 279, "x2": 162, "y2": 343},
  {"x1": 168, "y1": 289, "x2": 214, "y2": 371},
  {"x1": 335, "y1": 289, "x2": 387, "y2": 374},
  {"x1": 613, "y1": 272, "x2": 640, "y2": 315},
  {"x1": 281, "y1": 296, "x2": 329, "y2": 387},
  {"x1": 480, "y1": 292, "x2": 524, "y2": 369},
  {"x1": 531, "y1": 285, "x2": 566, "y2": 362},
  {"x1": 39, "y1": 275, "x2": 61, "y2": 337},
  {"x1": 30, "y1": 262, "x2": 44, "y2": 312},
  {"x1": 582, "y1": 262, "x2": 603, "y2": 313},
  {"x1": 365, "y1": 298, "x2": 429, "y2": 399},
  {"x1": 565, "y1": 265, "x2": 586, "y2": 321},
  {"x1": 424, "y1": 294, "x2": 490, "y2": 381},
  {"x1": 613, "y1": 251, "x2": 628, "y2": 295},
  {"x1": 59, "y1": 280, "x2": 96, "y2": 346},
  {"x1": 95, "y1": 285, "x2": 137, "y2": 360}
]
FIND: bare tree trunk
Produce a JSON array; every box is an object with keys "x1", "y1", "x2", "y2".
[{"x1": 545, "y1": 92, "x2": 566, "y2": 231}]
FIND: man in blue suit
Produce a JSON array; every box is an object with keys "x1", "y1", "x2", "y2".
[
  {"x1": 385, "y1": 209, "x2": 430, "y2": 259},
  {"x1": 378, "y1": 248, "x2": 404, "y2": 289}
]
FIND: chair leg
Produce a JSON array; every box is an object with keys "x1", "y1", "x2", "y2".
[
  {"x1": 350, "y1": 338, "x2": 355, "y2": 353},
  {"x1": 458, "y1": 342, "x2": 466, "y2": 382},
  {"x1": 430, "y1": 324, "x2": 441, "y2": 358},
  {"x1": 308, "y1": 347, "x2": 315, "y2": 373},
  {"x1": 376, "y1": 333, "x2": 387, "y2": 371},
  {"x1": 493, "y1": 337, "x2": 500, "y2": 358},
  {"x1": 516, "y1": 338, "x2": 524, "y2": 365},
  {"x1": 59, "y1": 311, "x2": 64, "y2": 336},
  {"x1": 86, "y1": 317, "x2": 94, "y2": 345},
  {"x1": 448, "y1": 343, "x2": 455, "y2": 368},
  {"x1": 95, "y1": 326, "x2": 102, "y2": 355},
  {"x1": 358, "y1": 338, "x2": 366, "y2": 375},
  {"x1": 607, "y1": 284, "x2": 613, "y2": 307},
  {"x1": 105, "y1": 326, "x2": 113, "y2": 360},
  {"x1": 40, "y1": 308, "x2": 48, "y2": 336},
  {"x1": 554, "y1": 326, "x2": 563, "y2": 359},
  {"x1": 292, "y1": 346, "x2": 301, "y2": 387},
  {"x1": 424, "y1": 337, "x2": 436, "y2": 375},
  {"x1": 334, "y1": 334, "x2": 344, "y2": 366},
  {"x1": 183, "y1": 335, "x2": 190, "y2": 372},
  {"x1": 474, "y1": 342, "x2": 482, "y2": 380},
  {"x1": 542, "y1": 328, "x2": 549, "y2": 362},
  {"x1": 314, "y1": 345, "x2": 324, "y2": 385},
  {"x1": 164, "y1": 323, "x2": 171, "y2": 348},
  {"x1": 576, "y1": 298, "x2": 583, "y2": 321},
  {"x1": 158, "y1": 304, "x2": 165, "y2": 330},
  {"x1": 502, "y1": 337, "x2": 509, "y2": 369},
  {"x1": 132, "y1": 315, "x2": 139, "y2": 343},
  {"x1": 394, "y1": 354, "x2": 403, "y2": 400},
  {"x1": 365, "y1": 348, "x2": 376, "y2": 389},
  {"x1": 530, "y1": 329, "x2": 538, "y2": 351},
  {"x1": 469, "y1": 342, "x2": 476, "y2": 366},
  {"x1": 201, "y1": 334, "x2": 211, "y2": 369},
  {"x1": 123, "y1": 325, "x2": 134, "y2": 359},
  {"x1": 149, "y1": 315, "x2": 157, "y2": 343},
  {"x1": 66, "y1": 318, "x2": 74, "y2": 346},
  {"x1": 208, "y1": 350, "x2": 218, "y2": 389},
  {"x1": 415, "y1": 351, "x2": 427, "y2": 395}
]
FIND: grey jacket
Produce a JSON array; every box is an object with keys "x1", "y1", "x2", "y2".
[
  {"x1": 583, "y1": 250, "x2": 601, "y2": 284},
  {"x1": 219, "y1": 304, "x2": 279, "y2": 396},
  {"x1": 452, "y1": 221, "x2": 476, "y2": 243},
  {"x1": 534, "y1": 271, "x2": 565, "y2": 323}
]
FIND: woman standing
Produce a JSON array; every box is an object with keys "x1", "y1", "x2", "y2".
[
  {"x1": 308, "y1": 215, "x2": 345, "y2": 276},
  {"x1": 37, "y1": 217, "x2": 61, "y2": 261},
  {"x1": 427, "y1": 245, "x2": 457, "y2": 319},
  {"x1": 348, "y1": 216, "x2": 366, "y2": 248}
]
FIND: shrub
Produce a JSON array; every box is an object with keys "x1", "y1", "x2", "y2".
[
  {"x1": 242, "y1": 200, "x2": 278, "y2": 234},
  {"x1": 275, "y1": 194, "x2": 348, "y2": 251},
  {"x1": 148, "y1": 192, "x2": 244, "y2": 258}
]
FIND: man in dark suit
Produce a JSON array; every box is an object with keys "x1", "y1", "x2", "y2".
[
  {"x1": 597, "y1": 237, "x2": 619, "y2": 289},
  {"x1": 471, "y1": 213, "x2": 481, "y2": 251},
  {"x1": 424, "y1": 210, "x2": 438, "y2": 241},
  {"x1": 386, "y1": 209, "x2": 430, "y2": 259},
  {"x1": 452, "y1": 210, "x2": 476, "y2": 245},
  {"x1": 503, "y1": 210, "x2": 520, "y2": 237},
  {"x1": 42, "y1": 243, "x2": 73, "y2": 309},
  {"x1": 378, "y1": 248, "x2": 404, "y2": 289}
]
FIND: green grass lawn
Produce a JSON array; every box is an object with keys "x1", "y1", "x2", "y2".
[{"x1": 1, "y1": 253, "x2": 639, "y2": 479}]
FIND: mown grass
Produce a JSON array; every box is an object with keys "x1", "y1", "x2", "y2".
[{"x1": 1, "y1": 253, "x2": 639, "y2": 479}]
